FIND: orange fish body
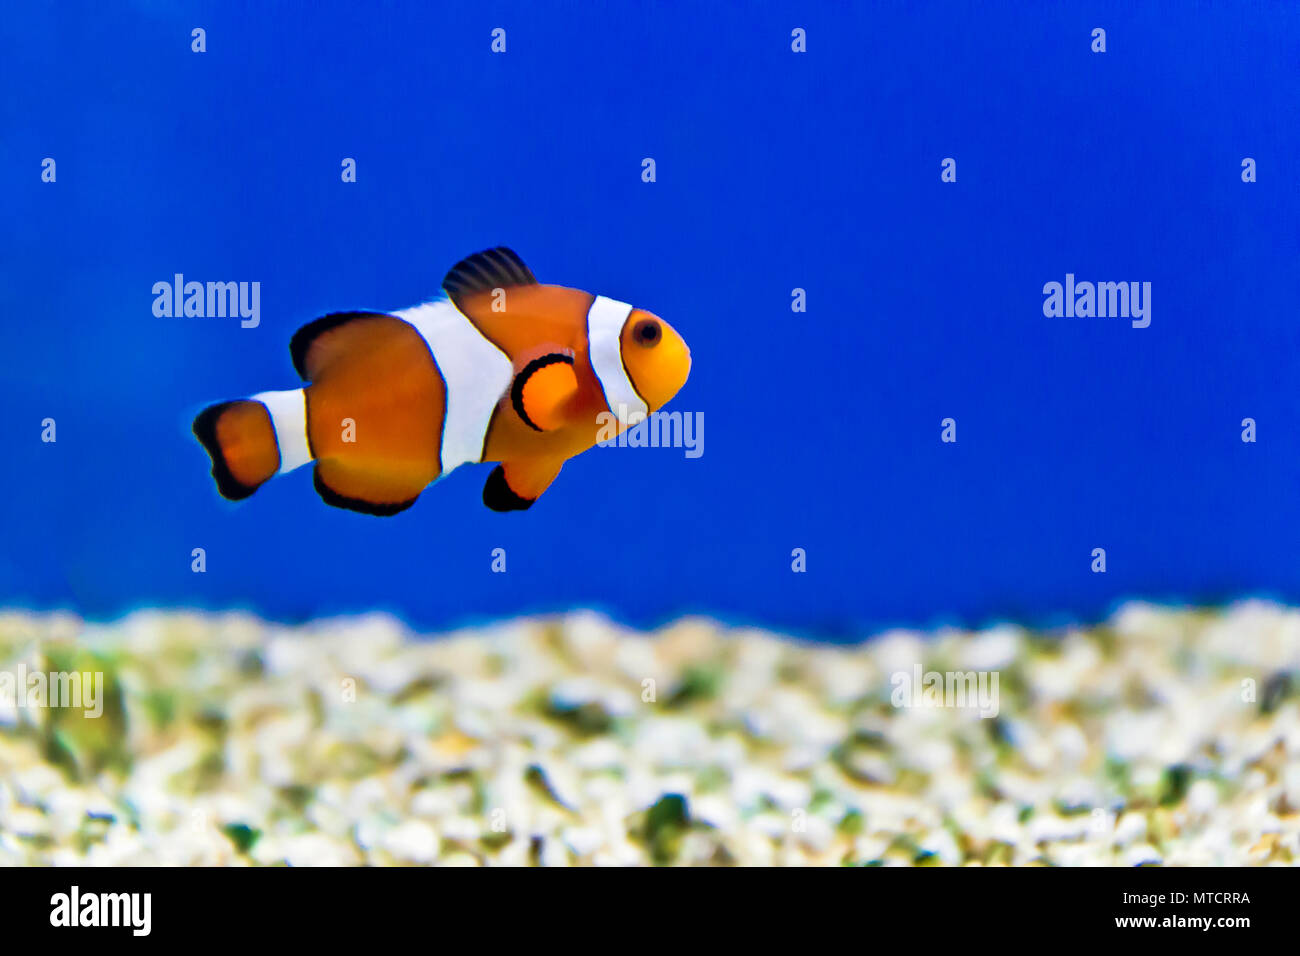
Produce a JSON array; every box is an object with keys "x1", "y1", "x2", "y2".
[{"x1": 193, "y1": 248, "x2": 691, "y2": 514}]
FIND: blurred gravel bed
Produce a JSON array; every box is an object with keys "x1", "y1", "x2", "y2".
[{"x1": 0, "y1": 602, "x2": 1297, "y2": 866}]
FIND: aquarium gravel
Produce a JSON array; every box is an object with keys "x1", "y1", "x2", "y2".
[{"x1": 1, "y1": 603, "x2": 1297, "y2": 866}]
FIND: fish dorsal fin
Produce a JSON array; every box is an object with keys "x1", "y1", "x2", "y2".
[
  {"x1": 442, "y1": 247, "x2": 538, "y2": 306},
  {"x1": 289, "y1": 311, "x2": 403, "y2": 381}
]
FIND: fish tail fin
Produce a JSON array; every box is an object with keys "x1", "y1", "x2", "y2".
[{"x1": 192, "y1": 389, "x2": 313, "y2": 500}]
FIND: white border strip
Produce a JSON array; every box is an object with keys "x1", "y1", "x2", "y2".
[
  {"x1": 396, "y1": 299, "x2": 513, "y2": 474},
  {"x1": 586, "y1": 296, "x2": 647, "y2": 426},
  {"x1": 252, "y1": 388, "x2": 313, "y2": 474}
]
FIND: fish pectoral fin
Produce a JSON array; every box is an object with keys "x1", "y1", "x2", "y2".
[
  {"x1": 511, "y1": 352, "x2": 579, "y2": 432},
  {"x1": 482, "y1": 457, "x2": 565, "y2": 512}
]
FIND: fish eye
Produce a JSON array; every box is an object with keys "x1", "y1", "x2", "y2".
[{"x1": 632, "y1": 319, "x2": 661, "y2": 347}]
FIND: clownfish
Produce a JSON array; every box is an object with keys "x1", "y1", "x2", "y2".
[{"x1": 192, "y1": 247, "x2": 691, "y2": 514}]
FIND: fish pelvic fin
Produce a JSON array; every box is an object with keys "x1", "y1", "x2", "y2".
[{"x1": 482, "y1": 456, "x2": 565, "y2": 512}]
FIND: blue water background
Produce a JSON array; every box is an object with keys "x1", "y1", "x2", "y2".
[{"x1": 2, "y1": 1, "x2": 1298, "y2": 638}]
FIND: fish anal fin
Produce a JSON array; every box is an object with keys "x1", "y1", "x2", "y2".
[
  {"x1": 443, "y1": 247, "x2": 538, "y2": 308},
  {"x1": 313, "y1": 460, "x2": 425, "y2": 517},
  {"x1": 511, "y1": 353, "x2": 579, "y2": 431},
  {"x1": 482, "y1": 457, "x2": 565, "y2": 512},
  {"x1": 289, "y1": 311, "x2": 400, "y2": 381}
]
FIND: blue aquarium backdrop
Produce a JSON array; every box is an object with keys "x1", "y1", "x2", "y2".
[{"x1": 2, "y1": 0, "x2": 1297, "y2": 639}]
